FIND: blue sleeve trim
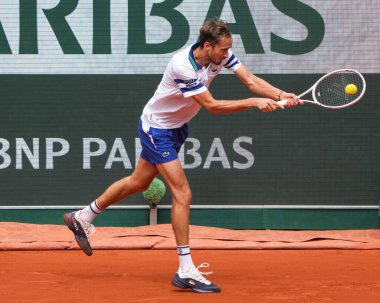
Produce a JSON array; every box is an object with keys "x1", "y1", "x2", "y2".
[
  {"x1": 179, "y1": 82, "x2": 205, "y2": 93},
  {"x1": 225, "y1": 60, "x2": 240, "y2": 69},
  {"x1": 224, "y1": 54, "x2": 236, "y2": 66}
]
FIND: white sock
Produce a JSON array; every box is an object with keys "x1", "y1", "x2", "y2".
[
  {"x1": 79, "y1": 200, "x2": 103, "y2": 223},
  {"x1": 177, "y1": 245, "x2": 195, "y2": 272}
]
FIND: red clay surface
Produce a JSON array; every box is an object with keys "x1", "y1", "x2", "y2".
[{"x1": 1, "y1": 249, "x2": 379, "y2": 303}]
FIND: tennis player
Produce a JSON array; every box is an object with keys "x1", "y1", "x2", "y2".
[{"x1": 64, "y1": 18, "x2": 301, "y2": 293}]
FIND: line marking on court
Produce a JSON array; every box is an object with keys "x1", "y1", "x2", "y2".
[{"x1": 0, "y1": 205, "x2": 378, "y2": 210}]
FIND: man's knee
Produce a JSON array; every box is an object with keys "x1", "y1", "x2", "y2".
[
  {"x1": 122, "y1": 176, "x2": 150, "y2": 193},
  {"x1": 173, "y1": 188, "x2": 192, "y2": 206},
  {"x1": 130, "y1": 178, "x2": 151, "y2": 193}
]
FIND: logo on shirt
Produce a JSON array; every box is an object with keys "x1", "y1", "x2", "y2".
[
  {"x1": 212, "y1": 68, "x2": 217, "y2": 72},
  {"x1": 184, "y1": 79, "x2": 199, "y2": 89},
  {"x1": 162, "y1": 152, "x2": 170, "y2": 157},
  {"x1": 183, "y1": 78, "x2": 197, "y2": 84}
]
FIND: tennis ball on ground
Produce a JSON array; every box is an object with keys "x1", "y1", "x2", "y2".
[
  {"x1": 345, "y1": 84, "x2": 357, "y2": 95},
  {"x1": 142, "y1": 178, "x2": 166, "y2": 206}
]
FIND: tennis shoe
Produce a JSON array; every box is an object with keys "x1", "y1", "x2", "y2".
[
  {"x1": 63, "y1": 211, "x2": 95, "y2": 256},
  {"x1": 171, "y1": 263, "x2": 221, "y2": 293}
]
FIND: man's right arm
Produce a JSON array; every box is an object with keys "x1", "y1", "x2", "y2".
[{"x1": 191, "y1": 90, "x2": 284, "y2": 114}]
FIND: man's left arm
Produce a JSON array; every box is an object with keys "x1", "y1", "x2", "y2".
[{"x1": 234, "y1": 64, "x2": 301, "y2": 107}]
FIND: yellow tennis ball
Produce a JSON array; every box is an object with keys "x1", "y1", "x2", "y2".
[{"x1": 345, "y1": 84, "x2": 357, "y2": 95}]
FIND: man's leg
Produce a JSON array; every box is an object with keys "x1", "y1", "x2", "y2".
[
  {"x1": 64, "y1": 157, "x2": 158, "y2": 255},
  {"x1": 156, "y1": 159, "x2": 191, "y2": 246},
  {"x1": 156, "y1": 159, "x2": 221, "y2": 293},
  {"x1": 97, "y1": 158, "x2": 159, "y2": 209}
]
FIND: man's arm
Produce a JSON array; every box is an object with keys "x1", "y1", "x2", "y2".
[
  {"x1": 191, "y1": 90, "x2": 283, "y2": 114},
  {"x1": 234, "y1": 64, "x2": 300, "y2": 107}
]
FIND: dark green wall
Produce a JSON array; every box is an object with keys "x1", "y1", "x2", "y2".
[{"x1": 0, "y1": 74, "x2": 379, "y2": 209}]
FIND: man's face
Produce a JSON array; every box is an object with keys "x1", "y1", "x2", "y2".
[{"x1": 207, "y1": 36, "x2": 233, "y2": 65}]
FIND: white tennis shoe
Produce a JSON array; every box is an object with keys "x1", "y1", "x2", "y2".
[{"x1": 171, "y1": 263, "x2": 221, "y2": 293}]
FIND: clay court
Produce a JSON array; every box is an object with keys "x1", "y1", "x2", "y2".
[
  {"x1": 1, "y1": 250, "x2": 380, "y2": 303},
  {"x1": 1, "y1": 223, "x2": 380, "y2": 302}
]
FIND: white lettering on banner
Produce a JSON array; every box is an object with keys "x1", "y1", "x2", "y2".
[
  {"x1": 16, "y1": 138, "x2": 39, "y2": 169},
  {"x1": 0, "y1": 139, "x2": 11, "y2": 169},
  {"x1": 0, "y1": 1, "x2": 377, "y2": 73},
  {"x1": 46, "y1": 138, "x2": 70, "y2": 169},
  {"x1": 179, "y1": 138, "x2": 202, "y2": 169},
  {"x1": 105, "y1": 138, "x2": 132, "y2": 169},
  {"x1": 233, "y1": 136, "x2": 254, "y2": 169},
  {"x1": 135, "y1": 138, "x2": 142, "y2": 168},
  {"x1": 0, "y1": 137, "x2": 254, "y2": 170},
  {"x1": 204, "y1": 138, "x2": 231, "y2": 169},
  {"x1": 83, "y1": 138, "x2": 107, "y2": 169}
]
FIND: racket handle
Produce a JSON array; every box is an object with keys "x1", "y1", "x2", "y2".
[{"x1": 277, "y1": 100, "x2": 288, "y2": 106}]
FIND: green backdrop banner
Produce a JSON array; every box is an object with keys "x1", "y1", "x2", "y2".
[{"x1": 0, "y1": 74, "x2": 379, "y2": 206}]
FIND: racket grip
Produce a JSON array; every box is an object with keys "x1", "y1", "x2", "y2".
[{"x1": 277, "y1": 100, "x2": 288, "y2": 106}]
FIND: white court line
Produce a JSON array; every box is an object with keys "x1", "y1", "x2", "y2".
[{"x1": 0, "y1": 205, "x2": 378, "y2": 210}]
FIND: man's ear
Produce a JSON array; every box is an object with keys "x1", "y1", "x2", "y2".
[{"x1": 203, "y1": 41, "x2": 212, "y2": 50}]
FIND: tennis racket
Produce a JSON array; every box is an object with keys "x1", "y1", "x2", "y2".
[{"x1": 278, "y1": 69, "x2": 366, "y2": 109}]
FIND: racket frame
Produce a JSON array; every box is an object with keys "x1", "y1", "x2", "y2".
[{"x1": 278, "y1": 69, "x2": 366, "y2": 109}]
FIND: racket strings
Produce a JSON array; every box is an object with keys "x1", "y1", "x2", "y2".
[{"x1": 314, "y1": 71, "x2": 364, "y2": 107}]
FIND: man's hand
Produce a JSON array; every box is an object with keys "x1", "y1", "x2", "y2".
[
  {"x1": 252, "y1": 98, "x2": 284, "y2": 112},
  {"x1": 279, "y1": 92, "x2": 303, "y2": 108}
]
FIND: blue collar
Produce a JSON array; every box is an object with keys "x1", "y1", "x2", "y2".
[{"x1": 188, "y1": 43, "x2": 202, "y2": 71}]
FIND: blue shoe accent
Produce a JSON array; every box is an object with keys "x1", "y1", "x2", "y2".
[{"x1": 63, "y1": 212, "x2": 93, "y2": 256}]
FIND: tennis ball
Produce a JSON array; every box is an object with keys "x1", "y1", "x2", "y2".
[
  {"x1": 345, "y1": 84, "x2": 357, "y2": 95},
  {"x1": 142, "y1": 178, "x2": 166, "y2": 206}
]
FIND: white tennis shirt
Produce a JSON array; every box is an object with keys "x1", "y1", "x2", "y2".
[{"x1": 141, "y1": 43, "x2": 241, "y2": 129}]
